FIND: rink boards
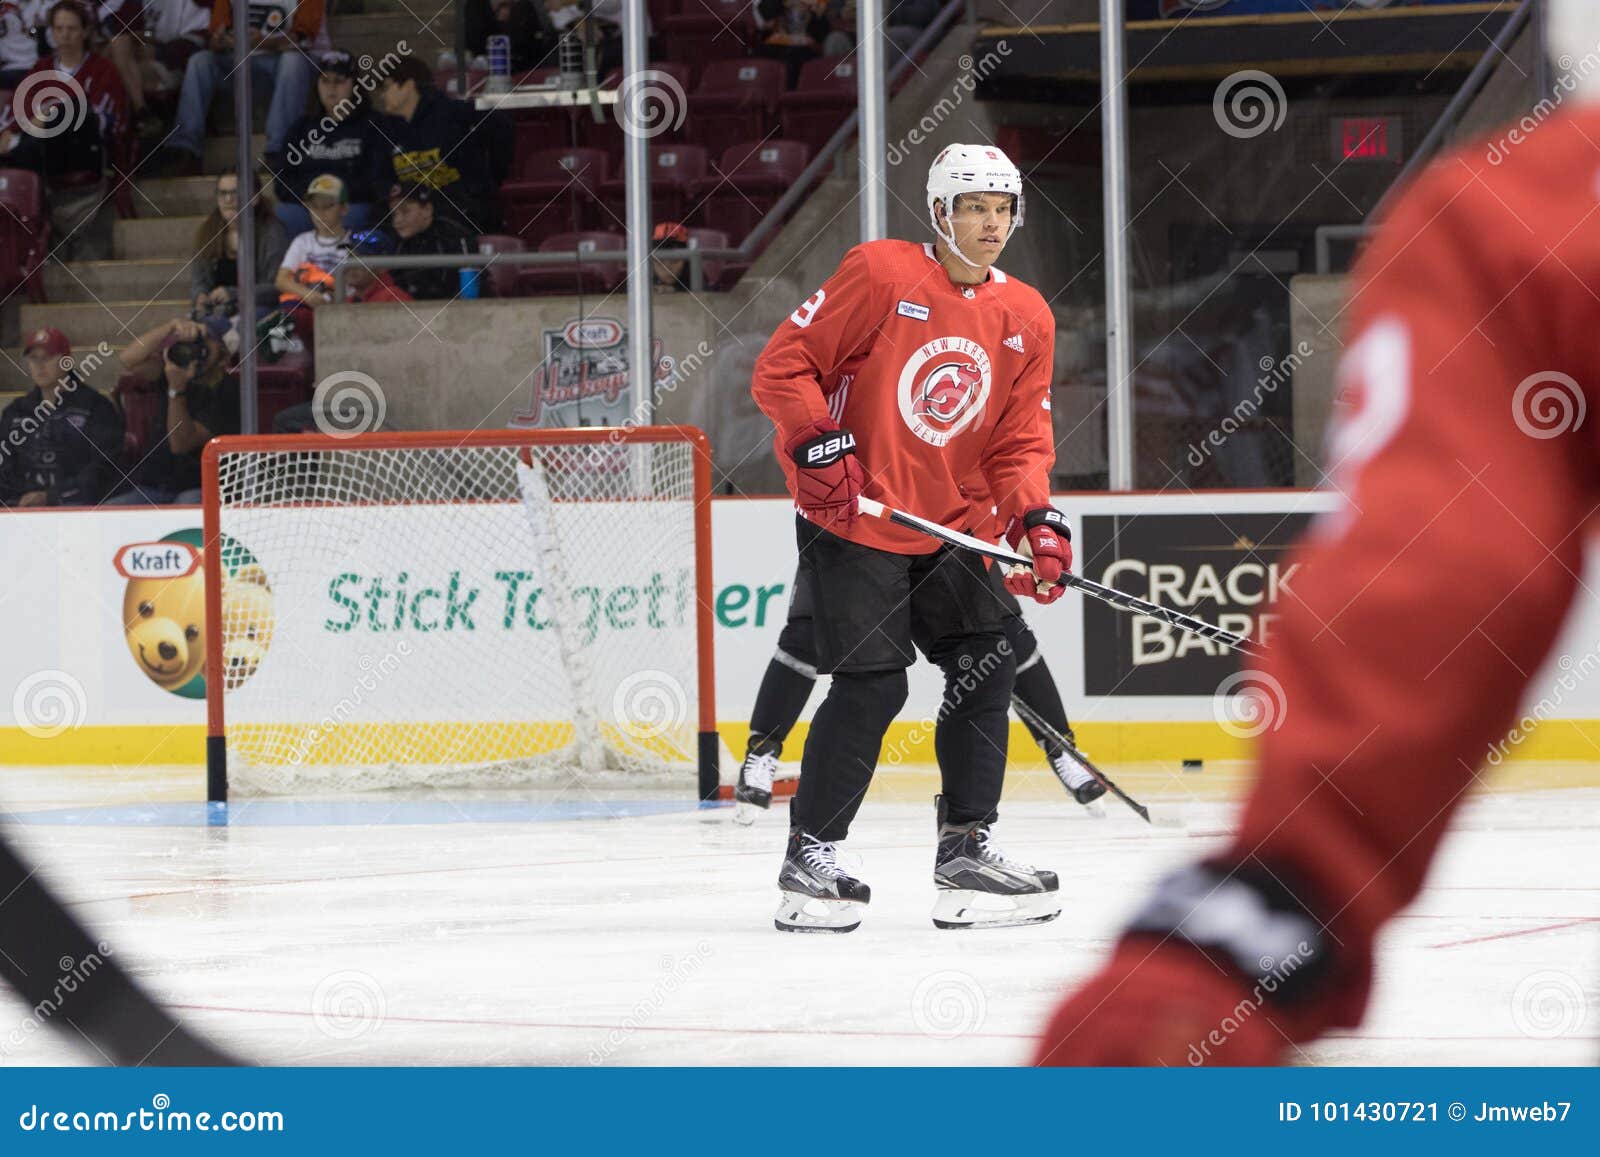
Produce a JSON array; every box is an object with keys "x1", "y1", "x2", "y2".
[{"x1": 4, "y1": 491, "x2": 1600, "y2": 776}]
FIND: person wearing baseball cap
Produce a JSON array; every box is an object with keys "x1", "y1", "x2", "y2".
[
  {"x1": 104, "y1": 313, "x2": 241, "y2": 505},
  {"x1": 341, "y1": 229, "x2": 415, "y2": 304},
  {"x1": 276, "y1": 174, "x2": 353, "y2": 308},
  {"x1": 386, "y1": 182, "x2": 476, "y2": 300},
  {"x1": 276, "y1": 47, "x2": 391, "y2": 239},
  {"x1": 651, "y1": 221, "x2": 694, "y2": 292},
  {"x1": 0, "y1": 326, "x2": 124, "y2": 508}
]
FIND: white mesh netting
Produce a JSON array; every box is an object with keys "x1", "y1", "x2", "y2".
[{"x1": 211, "y1": 436, "x2": 701, "y2": 794}]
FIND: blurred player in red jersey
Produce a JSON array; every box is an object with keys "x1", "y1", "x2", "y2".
[
  {"x1": 1036, "y1": 3, "x2": 1600, "y2": 1063},
  {"x1": 750, "y1": 144, "x2": 1072, "y2": 933}
]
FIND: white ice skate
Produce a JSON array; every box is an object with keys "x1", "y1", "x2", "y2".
[{"x1": 1050, "y1": 743, "x2": 1108, "y2": 815}]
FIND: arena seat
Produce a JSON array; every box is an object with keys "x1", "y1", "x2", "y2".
[
  {"x1": 693, "y1": 140, "x2": 811, "y2": 245},
  {"x1": 779, "y1": 57, "x2": 858, "y2": 156},
  {"x1": 585, "y1": 62, "x2": 695, "y2": 162},
  {"x1": 596, "y1": 143, "x2": 708, "y2": 229},
  {"x1": 500, "y1": 147, "x2": 610, "y2": 241},
  {"x1": 686, "y1": 59, "x2": 785, "y2": 147},
  {"x1": 0, "y1": 168, "x2": 49, "y2": 303},
  {"x1": 516, "y1": 230, "x2": 626, "y2": 296},
  {"x1": 683, "y1": 226, "x2": 732, "y2": 289},
  {"x1": 475, "y1": 234, "x2": 529, "y2": 297},
  {"x1": 661, "y1": 0, "x2": 754, "y2": 84}
]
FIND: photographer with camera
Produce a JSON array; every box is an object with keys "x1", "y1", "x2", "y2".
[{"x1": 104, "y1": 314, "x2": 239, "y2": 505}]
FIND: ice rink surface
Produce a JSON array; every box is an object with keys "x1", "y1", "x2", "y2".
[{"x1": 0, "y1": 761, "x2": 1595, "y2": 1066}]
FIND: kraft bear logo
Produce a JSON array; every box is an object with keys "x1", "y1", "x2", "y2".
[
  {"x1": 897, "y1": 337, "x2": 992, "y2": 447},
  {"x1": 115, "y1": 529, "x2": 274, "y2": 699}
]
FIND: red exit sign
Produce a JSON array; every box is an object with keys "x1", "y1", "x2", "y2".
[{"x1": 1334, "y1": 116, "x2": 1402, "y2": 163}]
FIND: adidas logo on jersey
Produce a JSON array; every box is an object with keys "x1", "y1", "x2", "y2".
[{"x1": 1003, "y1": 333, "x2": 1025, "y2": 353}]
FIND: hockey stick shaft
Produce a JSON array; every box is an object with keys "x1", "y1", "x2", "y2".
[
  {"x1": 1008, "y1": 694, "x2": 1151, "y2": 823},
  {"x1": 856, "y1": 498, "x2": 1265, "y2": 658}
]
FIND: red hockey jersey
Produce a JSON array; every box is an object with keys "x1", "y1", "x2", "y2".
[
  {"x1": 751, "y1": 238, "x2": 1057, "y2": 555},
  {"x1": 1210, "y1": 104, "x2": 1600, "y2": 1044}
]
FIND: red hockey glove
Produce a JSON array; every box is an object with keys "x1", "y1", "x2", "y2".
[
  {"x1": 787, "y1": 421, "x2": 863, "y2": 530},
  {"x1": 1004, "y1": 506, "x2": 1072, "y2": 604},
  {"x1": 1036, "y1": 863, "x2": 1331, "y2": 1066}
]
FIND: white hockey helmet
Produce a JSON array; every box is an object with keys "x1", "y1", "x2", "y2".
[
  {"x1": 1549, "y1": 0, "x2": 1600, "y2": 102},
  {"x1": 927, "y1": 144, "x2": 1024, "y2": 268}
]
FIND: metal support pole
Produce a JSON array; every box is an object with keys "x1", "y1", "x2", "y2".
[
  {"x1": 1100, "y1": 0, "x2": 1134, "y2": 490},
  {"x1": 858, "y1": 0, "x2": 887, "y2": 242},
  {"x1": 621, "y1": 0, "x2": 653, "y2": 423},
  {"x1": 456, "y1": 0, "x2": 469, "y2": 86},
  {"x1": 233, "y1": 0, "x2": 257, "y2": 433}
]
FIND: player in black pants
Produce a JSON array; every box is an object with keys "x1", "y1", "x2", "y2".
[{"x1": 734, "y1": 561, "x2": 1107, "y2": 823}]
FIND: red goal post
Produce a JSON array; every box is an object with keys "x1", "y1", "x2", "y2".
[{"x1": 201, "y1": 426, "x2": 718, "y2": 803}]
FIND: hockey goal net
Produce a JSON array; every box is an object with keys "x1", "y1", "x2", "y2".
[{"x1": 201, "y1": 427, "x2": 716, "y2": 800}]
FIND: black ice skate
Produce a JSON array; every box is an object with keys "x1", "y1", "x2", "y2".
[
  {"x1": 775, "y1": 830, "x2": 870, "y2": 933},
  {"x1": 1049, "y1": 733, "x2": 1108, "y2": 808},
  {"x1": 733, "y1": 745, "x2": 779, "y2": 826},
  {"x1": 932, "y1": 796, "x2": 1060, "y2": 929}
]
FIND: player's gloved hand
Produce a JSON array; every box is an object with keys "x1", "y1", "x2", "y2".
[
  {"x1": 1036, "y1": 862, "x2": 1331, "y2": 1065},
  {"x1": 1035, "y1": 940, "x2": 1287, "y2": 1066},
  {"x1": 788, "y1": 420, "x2": 863, "y2": 530},
  {"x1": 1004, "y1": 506, "x2": 1072, "y2": 603}
]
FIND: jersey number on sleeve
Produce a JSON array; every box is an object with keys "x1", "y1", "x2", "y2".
[{"x1": 790, "y1": 289, "x2": 826, "y2": 329}]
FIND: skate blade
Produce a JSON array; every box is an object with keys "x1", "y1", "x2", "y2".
[
  {"x1": 931, "y1": 887, "x2": 1061, "y2": 930},
  {"x1": 732, "y1": 796, "x2": 770, "y2": 826},
  {"x1": 775, "y1": 891, "x2": 864, "y2": 934},
  {"x1": 1081, "y1": 799, "x2": 1107, "y2": 818}
]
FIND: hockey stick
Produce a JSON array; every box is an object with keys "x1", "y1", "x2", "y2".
[
  {"x1": 855, "y1": 497, "x2": 1265, "y2": 658},
  {"x1": 0, "y1": 832, "x2": 238, "y2": 1065},
  {"x1": 1008, "y1": 694, "x2": 1153, "y2": 824}
]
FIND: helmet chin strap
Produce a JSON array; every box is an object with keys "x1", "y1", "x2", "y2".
[{"x1": 933, "y1": 200, "x2": 986, "y2": 270}]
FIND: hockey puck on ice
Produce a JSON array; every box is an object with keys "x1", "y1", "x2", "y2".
[{"x1": 1181, "y1": 759, "x2": 1203, "y2": 771}]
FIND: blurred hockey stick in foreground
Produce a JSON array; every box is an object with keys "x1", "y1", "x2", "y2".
[
  {"x1": 856, "y1": 498, "x2": 1265, "y2": 659},
  {"x1": 0, "y1": 832, "x2": 238, "y2": 1065}
]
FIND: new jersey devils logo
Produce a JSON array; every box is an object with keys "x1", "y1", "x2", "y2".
[{"x1": 898, "y1": 338, "x2": 992, "y2": 446}]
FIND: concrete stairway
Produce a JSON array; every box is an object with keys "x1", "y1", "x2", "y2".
[{"x1": 0, "y1": 1, "x2": 437, "y2": 399}]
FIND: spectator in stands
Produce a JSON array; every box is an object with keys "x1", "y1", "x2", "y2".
[
  {"x1": 651, "y1": 220, "x2": 692, "y2": 292},
  {"x1": 372, "y1": 54, "x2": 512, "y2": 234},
  {"x1": 386, "y1": 181, "x2": 475, "y2": 300},
  {"x1": 0, "y1": 0, "x2": 45, "y2": 89},
  {"x1": 466, "y1": 0, "x2": 555, "y2": 72},
  {"x1": 276, "y1": 172, "x2": 350, "y2": 308},
  {"x1": 822, "y1": 0, "x2": 934, "y2": 58},
  {"x1": 0, "y1": 1, "x2": 127, "y2": 260},
  {"x1": 341, "y1": 229, "x2": 414, "y2": 303},
  {"x1": 0, "y1": 326, "x2": 124, "y2": 508},
  {"x1": 191, "y1": 167, "x2": 287, "y2": 320},
  {"x1": 754, "y1": 0, "x2": 828, "y2": 88},
  {"x1": 145, "y1": 0, "x2": 214, "y2": 102},
  {"x1": 94, "y1": 0, "x2": 160, "y2": 140},
  {"x1": 544, "y1": 0, "x2": 629, "y2": 77},
  {"x1": 161, "y1": 0, "x2": 325, "y2": 176},
  {"x1": 105, "y1": 315, "x2": 238, "y2": 505},
  {"x1": 277, "y1": 48, "x2": 389, "y2": 238}
]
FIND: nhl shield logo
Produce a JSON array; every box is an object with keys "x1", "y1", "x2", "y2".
[{"x1": 897, "y1": 337, "x2": 992, "y2": 446}]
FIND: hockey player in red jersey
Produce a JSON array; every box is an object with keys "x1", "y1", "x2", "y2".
[
  {"x1": 750, "y1": 144, "x2": 1071, "y2": 933},
  {"x1": 1036, "y1": 3, "x2": 1600, "y2": 1062}
]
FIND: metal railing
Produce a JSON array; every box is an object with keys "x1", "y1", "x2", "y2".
[{"x1": 331, "y1": 0, "x2": 971, "y2": 300}]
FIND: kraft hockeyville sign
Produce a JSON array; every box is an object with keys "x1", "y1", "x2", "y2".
[{"x1": 1079, "y1": 512, "x2": 1311, "y2": 695}]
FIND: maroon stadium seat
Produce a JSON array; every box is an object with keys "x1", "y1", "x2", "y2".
[
  {"x1": 779, "y1": 57, "x2": 858, "y2": 156},
  {"x1": 663, "y1": 2, "x2": 755, "y2": 87},
  {"x1": 256, "y1": 352, "x2": 314, "y2": 431},
  {"x1": 683, "y1": 226, "x2": 732, "y2": 289},
  {"x1": 692, "y1": 140, "x2": 810, "y2": 245},
  {"x1": 114, "y1": 373, "x2": 159, "y2": 465},
  {"x1": 596, "y1": 143, "x2": 708, "y2": 228},
  {"x1": 500, "y1": 147, "x2": 610, "y2": 242},
  {"x1": 686, "y1": 58, "x2": 784, "y2": 147},
  {"x1": 586, "y1": 62, "x2": 695, "y2": 162},
  {"x1": 476, "y1": 233, "x2": 528, "y2": 298},
  {"x1": 516, "y1": 230, "x2": 626, "y2": 296},
  {"x1": 0, "y1": 168, "x2": 49, "y2": 302}
]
